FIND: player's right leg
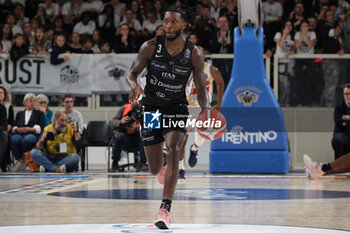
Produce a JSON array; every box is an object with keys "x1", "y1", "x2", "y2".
[{"x1": 143, "y1": 143, "x2": 164, "y2": 176}]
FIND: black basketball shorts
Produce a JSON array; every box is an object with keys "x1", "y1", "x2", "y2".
[{"x1": 140, "y1": 104, "x2": 189, "y2": 146}]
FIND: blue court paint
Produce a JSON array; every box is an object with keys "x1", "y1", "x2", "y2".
[{"x1": 49, "y1": 188, "x2": 350, "y2": 201}]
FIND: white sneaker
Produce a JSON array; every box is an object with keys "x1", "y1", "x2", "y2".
[
  {"x1": 55, "y1": 164, "x2": 67, "y2": 173},
  {"x1": 303, "y1": 154, "x2": 324, "y2": 179},
  {"x1": 60, "y1": 164, "x2": 66, "y2": 173},
  {"x1": 39, "y1": 166, "x2": 46, "y2": 173},
  {"x1": 11, "y1": 161, "x2": 27, "y2": 172}
]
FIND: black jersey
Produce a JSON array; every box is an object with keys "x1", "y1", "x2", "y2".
[{"x1": 141, "y1": 35, "x2": 195, "y2": 107}]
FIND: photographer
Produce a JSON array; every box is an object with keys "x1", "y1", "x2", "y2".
[
  {"x1": 30, "y1": 111, "x2": 81, "y2": 173},
  {"x1": 111, "y1": 103, "x2": 147, "y2": 172}
]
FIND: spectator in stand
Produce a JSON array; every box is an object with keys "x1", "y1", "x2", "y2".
[
  {"x1": 36, "y1": 94, "x2": 52, "y2": 127},
  {"x1": 154, "y1": 0, "x2": 165, "y2": 21},
  {"x1": 339, "y1": 8, "x2": 350, "y2": 87},
  {"x1": 341, "y1": 8, "x2": 350, "y2": 54},
  {"x1": 30, "y1": 111, "x2": 81, "y2": 173},
  {"x1": 0, "y1": 0, "x2": 14, "y2": 24},
  {"x1": 294, "y1": 20, "x2": 321, "y2": 106},
  {"x1": 331, "y1": 84, "x2": 350, "y2": 159},
  {"x1": 68, "y1": 32, "x2": 81, "y2": 53},
  {"x1": 120, "y1": 8, "x2": 142, "y2": 36},
  {"x1": 0, "y1": 86, "x2": 13, "y2": 172},
  {"x1": 329, "y1": 0, "x2": 340, "y2": 20},
  {"x1": 320, "y1": 9, "x2": 344, "y2": 107},
  {"x1": 210, "y1": 15, "x2": 233, "y2": 54},
  {"x1": 10, "y1": 93, "x2": 45, "y2": 172},
  {"x1": 6, "y1": 14, "x2": 23, "y2": 35},
  {"x1": 142, "y1": 9, "x2": 162, "y2": 40},
  {"x1": 13, "y1": 3, "x2": 28, "y2": 30},
  {"x1": 25, "y1": 0, "x2": 39, "y2": 19},
  {"x1": 129, "y1": 0, "x2": 145, "y2": 26},
  {"x1": 73, "y1": 11, "x2": 96, "y2": 35},
  {"x1": 53, "y1": 16, "x2": 69, "y2": 39},
  {"x1": 307, "y1": 16, "x2": 322, "y2": 52},
  {"x1": 79, "y1": 0, "x2": 104, "y2": 19},
  {"x1": 194, "y1": 3, "x2": 217, "y2": 53},
  {"x1": 98, "y1": 40, "x2": 111, "y2": 53},
  {"x1": 289, "y1": 2, "x2": 305, "y2": 32},
  {"x1": 315, "y1": 3, "x2": 329, "y2": 24},
  {"x1": 1, "y1": 23, "x2": 13, "y2": 53},
  {"x1": 45, "y1": 26, "x2": 54, "y2": 45},
  {"x1": 10, "y1": 33, "x2": 28, "y2": 62},
  {"x1": 50, "y1": 33, "x2": 70, "y2": 65},
  {"x1": 62, "y1": 94, "x2": 84, "y2": 134},
  {"x1": 34, "y1": 6, "x2": 52, "y2": 29},
  {"x1": 30, "y1": 18, "x2": 40, "y2": 36},
  {"x1": 23, "y1": 22, "x2": 34, "y2": 47},
  {"x1": 0, "y1": 86, "x2": 14, "y2": 133},
  {"x1": 0, "y1": 102, "x2": 7, "y2": 172},
  {"x1": 113, "y1": 23, "x2": 137, "y2": 53},
  {"x1": 111, "y1": 0, "x2": 126, "y2": 19},
  {"x1": 274, "y1": 20, "x2": 295, "y2": 106},
  {"x1": 39, "y1": 0, "x2": 59, "y2": 22},
  {"x1": 0, "y1": 42, "x2": 8, "y2": 59},
  {"x1": 62, "y1": 0, "x2": 81, "y2": 33},
  {"x1": 201, "y1": 0, "x2": 219, "y2": 20},
  {"x1": 295, "y1": 20, "x2": 316, "y2": 54},
  {"x1": 91, "y1": 29, "x2": 101, "y2": 53},
  {"x1": 98, "y1": 4, "x2": 120, "y2": 42},
  {"x1": 29, "y1": 27, "x2": 52, "y2": 55},
  {"x1": 80, "y1": 0, "x2": 104, "y2": 21},
  {"x1": 262, "y1": 0, "x2": 283, "y2": 51},
  {"x1": 76, "y1": 34, "x2": 94, "y2": 54},
  {"x1": 219, "y1": 0, "x2": 238, "y2": 31}
]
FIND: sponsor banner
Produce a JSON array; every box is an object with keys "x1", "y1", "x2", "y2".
[
  {"x1": 0, "y1": 54, "x2": 137, "y2": 94},
  {"x1": 89, "y1": 54, "x2": 135, "y2": 93}
]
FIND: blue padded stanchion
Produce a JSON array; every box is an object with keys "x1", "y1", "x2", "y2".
[{"x1": 210, "y1": 27, "x2": 289, "y2": 173}]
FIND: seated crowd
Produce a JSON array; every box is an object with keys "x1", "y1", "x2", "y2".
[
  {"x1": 0, "y1": 89, "x2": 85, "y2": 172},
  {"x1": 0, "y1": 85, "x2": 146, "y2": 173},
  {"x1": 0, "y1": 0, "x2": 348, "y2": 62}
]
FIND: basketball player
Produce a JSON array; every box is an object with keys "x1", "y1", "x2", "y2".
[
  {"x1": 304, "y1": 153, "x2": 350, "y2": 179},
  {"x1": 126, "y1": 7, "x2": 208, "y2": 229},
  {"x1": 178, "y1": 33, "x2": 225, "y2": 184}
]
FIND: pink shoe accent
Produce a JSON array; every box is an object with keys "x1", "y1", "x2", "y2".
[
  {"x1": 156, "y1": 164, "x2": 167, "y2": 185},
  {"x1": 154, "y1": 207, "x2": 171, "y2": 229}
]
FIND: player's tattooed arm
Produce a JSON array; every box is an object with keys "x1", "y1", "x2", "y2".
[
  {"x1": 126, "y1": 38, "x2": 156, "y2": 104},
  {"x1": 192, "y1": 45, "x2": 208, "y2": 111}
]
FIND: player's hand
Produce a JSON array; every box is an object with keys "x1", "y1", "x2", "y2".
[
  {"x1": 213, "y1": 104, "x2": 221, "y2": 111},
  {"x1": 129, "y1": 84, "x2": 145, "y2": 105}
]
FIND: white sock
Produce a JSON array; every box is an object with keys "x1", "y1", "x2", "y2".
[
  {"x1": 179, "y1": 159, "x2": 185, "y2": 170},
  {"x1": 191, "y1": 144, "x2": 199, "y2": 151},
  {"x1": 194, "y1": 132, "x2": 206, "y2": 148}
]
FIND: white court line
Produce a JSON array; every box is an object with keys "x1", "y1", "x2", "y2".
[{"x1": 0, "y1": 224, "x2": 348, "y2": 233}]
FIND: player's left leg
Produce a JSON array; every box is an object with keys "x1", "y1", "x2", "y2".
[{"x1": 155, "y1": 130, "x2": 186, "y2": 229}]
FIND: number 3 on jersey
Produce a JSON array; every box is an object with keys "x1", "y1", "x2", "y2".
[{"x1": 157, "y1": 44, "x2": 162, "y2": 53}]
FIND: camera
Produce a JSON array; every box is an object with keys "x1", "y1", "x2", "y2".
[
  {"x1": 120, "y1": 106, "x2": 141, "y2": 130},
  {"x1": 46, "y1": 131, "x2": 55, "y2": 141}
]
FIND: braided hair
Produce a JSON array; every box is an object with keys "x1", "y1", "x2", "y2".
[{"x1": 165, "y1": 5, "x2": 196, "y2": 24}]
